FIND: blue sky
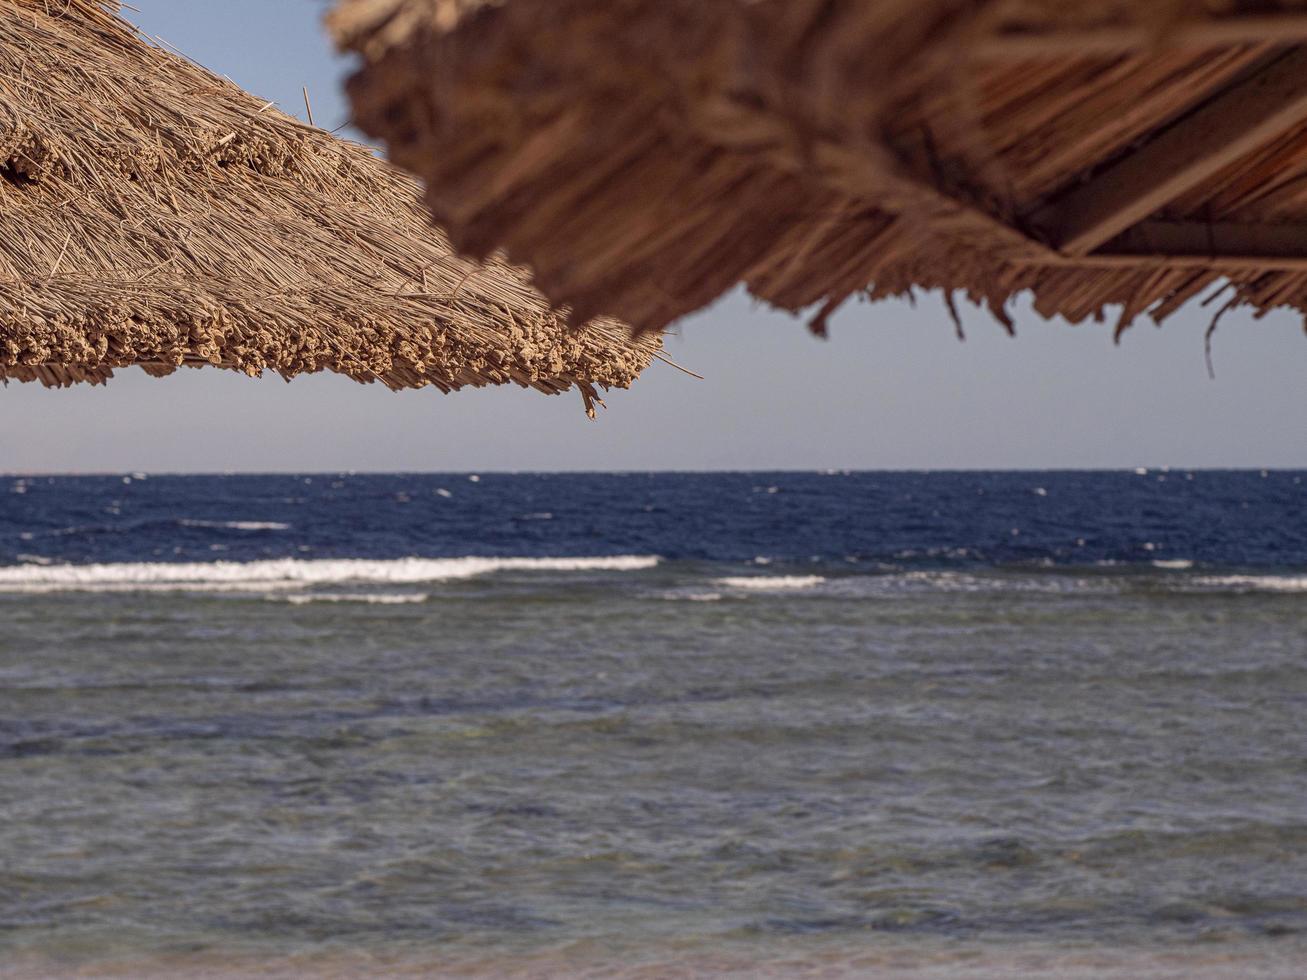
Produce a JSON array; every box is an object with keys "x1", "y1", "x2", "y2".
[{"x1": 2, "y1": 0, "x2": 1305, "y2": 472}]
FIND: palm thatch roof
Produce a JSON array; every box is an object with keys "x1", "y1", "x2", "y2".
[
  {"x1": 332, "y1": 0, "x2": 1307, "y2": 342},
  {"x1": 0, "y1": 0, "x2": 656, "y2": 414}
]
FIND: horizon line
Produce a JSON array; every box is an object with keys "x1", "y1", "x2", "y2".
[{"x1": 3, "y1": 466, "x2": 1304, "y2": 478}]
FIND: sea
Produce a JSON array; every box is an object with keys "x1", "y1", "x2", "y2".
[{"x1": 1, "y1": 470, "x2": 1305, "y2": 978}]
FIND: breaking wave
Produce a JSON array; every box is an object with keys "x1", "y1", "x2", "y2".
[
  {"x1": 1191, "y1": 575, "x2": 1307, "y2": 593},
  {"x1": 715, "y1": 576, "x2": 826, "y2": 591},
  {"x1": 179, "y1": 520, "x2": 292, "y2": 532},
  {"x1": 274, "y1": 593, "x2": 429, "y2": 605},
  {"x1": 0, "y1": 556, "x2": 660, "y2": 594}
]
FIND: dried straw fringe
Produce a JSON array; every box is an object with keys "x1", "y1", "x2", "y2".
[{"x1": 0, "y1": 0, "x2": 658, "y2": 410}]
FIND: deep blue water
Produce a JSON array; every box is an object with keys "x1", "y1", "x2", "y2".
[{"x1": 3, "y1": 469, "x2": 1305, "y2": 569}]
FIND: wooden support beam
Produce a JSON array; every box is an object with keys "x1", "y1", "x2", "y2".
[
  {"x1": 1052, "y1": 253, "x2": 1307, "y2": 272},
  {"x1": 1015, "y1": 253, "x2": 1307, "y2": 272},
  {"x1": 1105, "y1": 220, "x2": 1307, "y2": 260},
  {"x1": 1029, "y1": 48, "x2": 1307, "y2": 256},
  {"x1": 979, "y1": 16, "x2": 1307, "y2": 59},
  {"x1": 1011, "y1": 218, "x2": 1307, "y2": 272}
]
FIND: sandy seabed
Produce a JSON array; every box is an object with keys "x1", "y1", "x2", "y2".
[{"x1": 5, "y1": 941, "x2": 1307, "y2": 979}]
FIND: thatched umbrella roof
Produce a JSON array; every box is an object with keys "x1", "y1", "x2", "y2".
[
  {"x1": 0, "y1": 0, "x2": 656, "y2": 414},
  {"x1": 332, "y1": 0, "x2": 1307, "y2": 341}
]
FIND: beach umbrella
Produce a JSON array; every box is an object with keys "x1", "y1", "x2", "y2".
[
  {"x1": 0, "y1": 0, "x2": 657, "y2": 416},
  {"x1": 331, "y1": 0, "x2": 1307, "y2": 342}
]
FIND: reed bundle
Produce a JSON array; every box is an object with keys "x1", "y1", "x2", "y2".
[
  {"x1": 0, "y1": 0, "x2": 656, "y2": 413},
  {"x1": 332, "y1": 0, "x2": 1307, "y2": 341}
]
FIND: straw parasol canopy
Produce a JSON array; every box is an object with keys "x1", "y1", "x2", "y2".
[
  {"x1": 0, "y1": 0, "x2": 657, "y2": 415},
  {"x1": 332, "y1": 0, "x2": 1307, "y2": 343}
]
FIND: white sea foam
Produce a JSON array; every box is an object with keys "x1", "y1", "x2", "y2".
[
  {"x1": 819, "y1": 571, "x2": 1116, "y2": 597},
  {"x1": 715, "y1": 575, "x2": 826, "y2": 591},
  {"x1": 275, "y1": 593, "x2": 429, "y2": 605},
  {"x1": 179, "y1": 520, "x2": 291, "y2": 531},
  {"x1": 1192, "y1": 575, "x2": 1307, "y2": 593},
  {"x1": 717, "y1": 569, "x2": 1307, "y2": 598},
  {"x1": 2, "y1": 580, "x2": 309, "y2": 595},
  {"x1": 658, "y1": 592, "x2": 724, "y2": 602},
  {"x1": 0, "y1": 555, "x2": 660, "y2": 594}
]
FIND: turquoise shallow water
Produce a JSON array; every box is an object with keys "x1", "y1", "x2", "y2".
[{"x1": 1, "y1": 473, "x2": 1305, "y2": 974}]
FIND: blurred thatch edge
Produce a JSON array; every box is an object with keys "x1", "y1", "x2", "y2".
[{"x1": 331, "y1": 0, "x2": 1307, "y2": 351}]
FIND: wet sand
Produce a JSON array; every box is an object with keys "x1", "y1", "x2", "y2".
[{"x1": 7, "y1": 940, "x2": 1307, "y2": 979}]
